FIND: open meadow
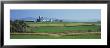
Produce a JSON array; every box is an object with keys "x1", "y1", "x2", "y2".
[{"x1": 10, "y1": 22, "x2": 101, "y2": 39}]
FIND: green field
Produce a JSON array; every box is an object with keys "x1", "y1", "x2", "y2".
[
  {"x1": 27, "y1": 22, "x2": 98, "y2": 27},
  {"x1": 25, "y1": 22, "x2": 100, "y2": 33},
  {"x1": 31, "y1": 26, "x2": 100, "y2": 33},
  {"x1": 10, "y1": 32, "x2": 101, "y2": 39},
  {"x1": 10, "y1": 22, "x2": 101, "y2": 39}
]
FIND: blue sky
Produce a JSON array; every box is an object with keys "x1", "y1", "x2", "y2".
[{"x1": 10, "y1": 9, "x2": 101, "y2": 22}]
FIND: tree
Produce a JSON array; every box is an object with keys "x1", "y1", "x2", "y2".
[
  {"x1": 96, "y1": 20, "x2": 101, "y2": 23},
  {"x1": 54, "y1": 19, "x2": 59, "y2": 22},
  {"x1": 10, "y1": 20, "x2": 29, "y2": 33},
  {"x1": 59, "y1": 20, "x2": 63, "y2": 22}
]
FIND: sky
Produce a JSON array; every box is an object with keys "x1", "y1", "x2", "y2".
[{"x1": 10, "y1": 9, "x2": 101, "y2": 22}]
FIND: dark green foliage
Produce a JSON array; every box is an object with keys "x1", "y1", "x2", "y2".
[{"x1": 10, "y1": 20, "x2": 29, "y2": 32}]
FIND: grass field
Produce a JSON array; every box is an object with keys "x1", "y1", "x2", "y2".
[
  {"x1": 10, "y1": 32, "x2": 101, "y2": 39},
  {"x1": 31, "y1": 26, "x2": 100, "y2": 33},
  {"x1": 25, "y1": 22, "x2": 100, "y2": 32},
  {"x1": 27, "y1": 22, "x2": 97, "y2": 27},
  {"x1": 10, "y1": 22, "x2": 101, "y2": 39}
]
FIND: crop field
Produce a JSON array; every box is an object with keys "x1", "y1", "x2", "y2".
[{"x1": 10, "y1": 22, "x2": 101, "y2": 39}]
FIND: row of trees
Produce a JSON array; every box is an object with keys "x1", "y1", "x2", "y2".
[{"x1": 10, "y1": 20, "x2": 29, "y2": 32}]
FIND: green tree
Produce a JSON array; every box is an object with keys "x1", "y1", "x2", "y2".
[{"x1": 10, "y1": 20, "x2": 29, "y2": 33}]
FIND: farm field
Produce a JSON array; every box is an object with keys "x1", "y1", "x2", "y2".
[{"x1": 10, "y1": 22, "x2": 101, "y2": 39}]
